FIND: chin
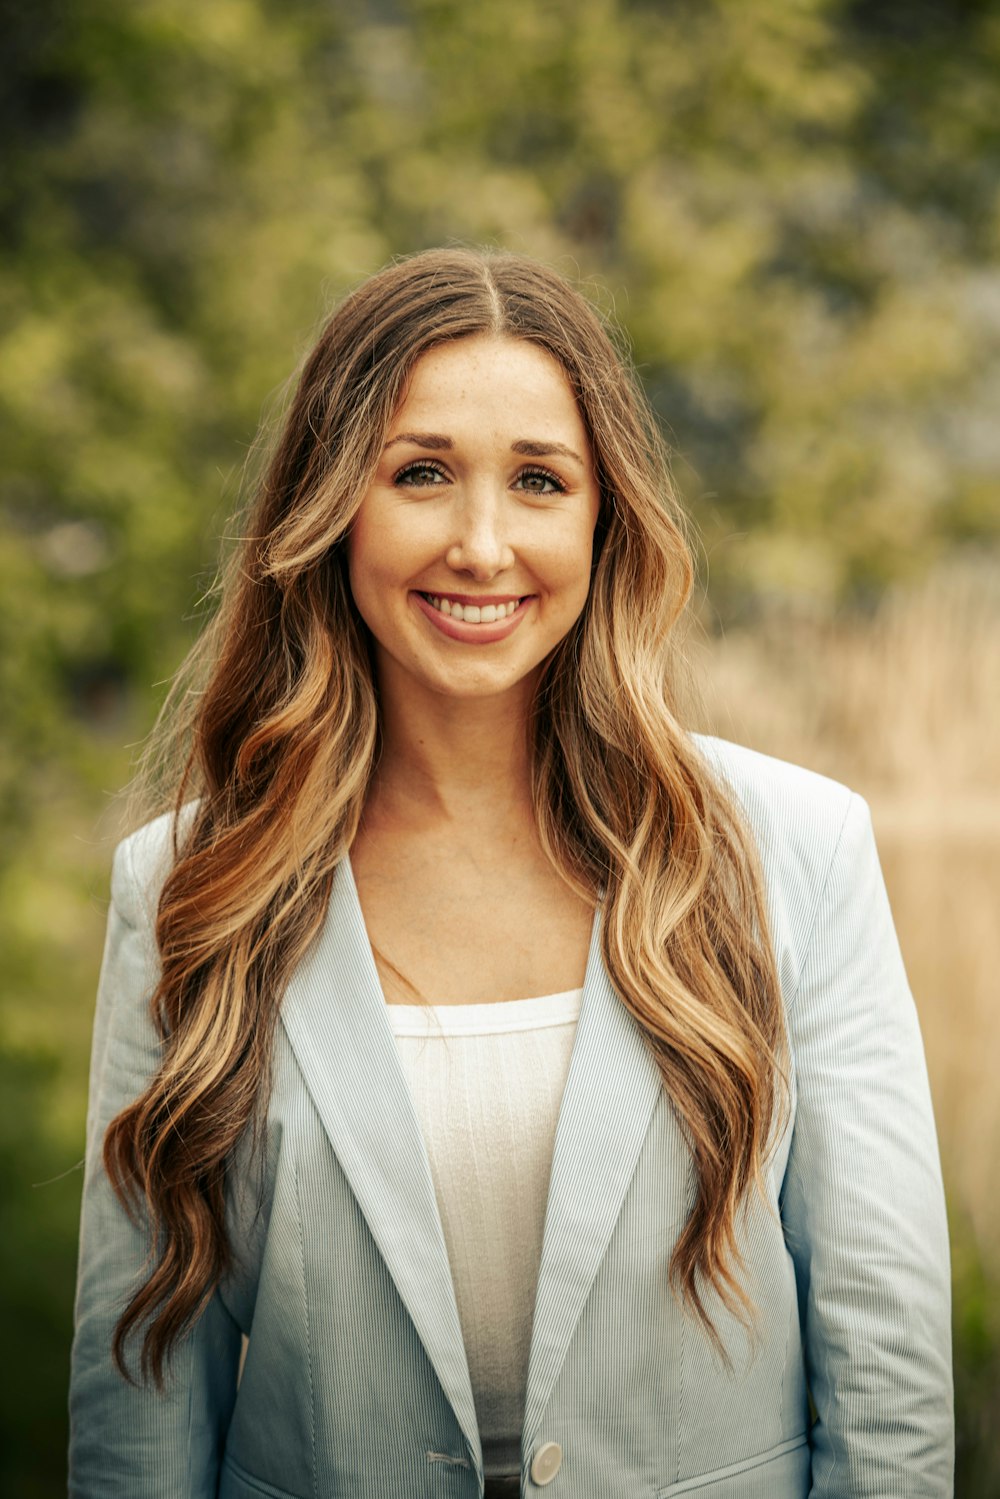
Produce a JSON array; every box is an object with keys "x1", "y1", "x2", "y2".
[{"x1": 421, "y1": 660, "x2": 537, "y2": 699}]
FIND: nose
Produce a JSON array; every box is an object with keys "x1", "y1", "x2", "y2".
[{"x1": 445, "y1": 493, "x2": 516, "y2": 580}]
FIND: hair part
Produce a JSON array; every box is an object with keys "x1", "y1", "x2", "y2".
[{"x1": 104, "y1": 246, "x2": 786, "y2": 1385}]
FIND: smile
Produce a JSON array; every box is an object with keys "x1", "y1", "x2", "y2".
[
  {"x1": 421, "y1": 593, "x2": 522, "y2": 623},
  {"x1": 411, "y1": 591, "x2": 532, "y2": 643}
]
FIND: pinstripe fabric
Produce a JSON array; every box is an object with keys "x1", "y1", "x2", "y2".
[{"x1": 69, "y1": 736, "x2": 954, "y2": 1497}]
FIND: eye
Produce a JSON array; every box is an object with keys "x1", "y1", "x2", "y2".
[
  {"x1": 515, "y1": 466, "x2": 565, "y2": 495},
  {"x1": 394, "y1": 460, "x2": 449, "y2": 486}
]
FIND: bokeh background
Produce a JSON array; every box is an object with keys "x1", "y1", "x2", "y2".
[{"x1": 3, "y1": 0, "x2": 999, "y2": 1492}]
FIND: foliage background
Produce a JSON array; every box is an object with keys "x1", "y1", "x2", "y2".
[{"x1": 2, "y1": 0, "x2": 998, "y2": 1491}]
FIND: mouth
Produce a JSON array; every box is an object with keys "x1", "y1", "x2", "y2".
[
  {"x1": 417, "y1": 591, "x2": 528, "y2": 624},
  {"x1": 411, "y1": 589, "x2": 533, "y2": 642}
]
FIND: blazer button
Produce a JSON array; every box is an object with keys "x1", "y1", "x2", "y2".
[{"x1": 529, "y1": 1441, "x2": 562, "y2": 1486}]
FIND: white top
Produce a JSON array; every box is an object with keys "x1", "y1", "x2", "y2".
[{"x1": 388, "y1": 987, "x2": 584, "y2": 1481}]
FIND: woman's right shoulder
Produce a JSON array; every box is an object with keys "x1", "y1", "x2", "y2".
[{"x1": 110, "y1": 801, "x2": 200, "y2": 928}]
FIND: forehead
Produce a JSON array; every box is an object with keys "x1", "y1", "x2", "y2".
[{"x1": 391, "y1": 335, "x2": 586, "y2": 436}]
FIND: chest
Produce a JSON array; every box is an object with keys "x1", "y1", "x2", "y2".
[{"x1": 348, "y1": 828, "x2": 597, "y2": 1004}]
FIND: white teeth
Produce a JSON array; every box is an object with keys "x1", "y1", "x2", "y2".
[{"x1": 425, "y1": 595, "x2": 520, "y2": 622}]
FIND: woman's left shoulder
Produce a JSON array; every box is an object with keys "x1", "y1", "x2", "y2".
[
  {"x1": 689, "y1": 733, "x2": 879, "y2": 943},
  {"x1": 692, "y1": 732, "x2": 858, "y2": 843}
]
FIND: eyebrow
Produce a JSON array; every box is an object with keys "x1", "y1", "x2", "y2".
[
  {"x1": 511, "y1": 438, "x2": 584, "y2": 466},
  {"x1": 383, "y1": 432, "x2": 585, "y2": 466},
  {"x1": 384, "y1": 432, "x2": 454, "y2": 451}
]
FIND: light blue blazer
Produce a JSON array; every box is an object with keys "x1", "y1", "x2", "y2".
[{"x1": 69, "y1": 737, "x2": 954, "y2": 1497}]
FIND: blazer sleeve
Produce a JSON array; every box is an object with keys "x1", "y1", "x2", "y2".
[
  {"x1": 780, "y1": 792, "x2": 954, "y2": 1497},
  {"x1": 69, "y1": 833, "x2": 241, "y2": 1499}
]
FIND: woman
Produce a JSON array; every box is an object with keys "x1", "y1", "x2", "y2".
[{"x1": 69, "y1": 247, "x2": 953, "y2": 1498}]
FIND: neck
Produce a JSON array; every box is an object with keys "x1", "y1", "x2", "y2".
[{"x1": 366, "y1": 677, "x2": 538, "y2": 835}]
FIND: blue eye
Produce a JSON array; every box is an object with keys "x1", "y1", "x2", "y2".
[
  {"x1": 516, "y1": 467, "x2": 565, "y2": 494},
  {"x1": 395, "y1": 461, "x2": 448, "y2": 486}
]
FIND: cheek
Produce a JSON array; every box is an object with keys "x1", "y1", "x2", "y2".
[
  {"x1": 344, "y1": 527, "x2": 392, "y2": 643},
  {"x1": 544, "y1": 517, "x2": 598, "y2": 603},
  {"x1": 344, "y1": 536, "x2": 368, "y2": 619},
  {"x1": 346, "y1": 510, "x2": 403, "y2": 602}
]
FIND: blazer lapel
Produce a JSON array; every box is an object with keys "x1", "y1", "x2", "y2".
[
  {"x1": 521, "y1": 906, "x2": 666, "y2": 1450},
  {"x1": 278, "y1": 855, "x2": 482, "y2": 1471}
]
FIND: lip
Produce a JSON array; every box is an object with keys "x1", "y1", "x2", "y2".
[
  {"x1": 411, "y1": 590, "x2": 533, "y2": 644},
  {"x1": 421, "y1": 591, "x2": 525, "y2": 607}
]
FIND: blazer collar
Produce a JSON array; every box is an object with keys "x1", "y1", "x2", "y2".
[{"x1": 279, "y1": 855, "x2": 664, "y2": 1476}]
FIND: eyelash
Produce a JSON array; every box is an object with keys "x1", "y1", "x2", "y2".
[
  {"x1": 518, "y1": 465, "x2": 566, "y2": 495},
  {"x1": 393, "y1": 460, "x2": 448, "y2": 486},
  {"x1": 392, "y1": 460, "x2": 567, "y2": 495}
]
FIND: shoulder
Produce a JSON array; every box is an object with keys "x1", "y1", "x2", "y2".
[
  {"x1": 691, "y1": 733, "x2": 857, "y2": 861},
  {"x1": 109, "y1": 802, "x2": 199, "y2": 929},
  {"x1": 689, "y1": 733, "x2": 873, "y2": 964}
]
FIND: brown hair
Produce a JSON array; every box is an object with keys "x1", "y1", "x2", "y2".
[{"x1": 104, "y1": 246, "x2": 786, "y2": 1384}]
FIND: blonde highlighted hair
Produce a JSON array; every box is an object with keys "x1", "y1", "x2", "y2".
[{"x1": 104, "y1": 246, "x2": 786, "y2": 1384}]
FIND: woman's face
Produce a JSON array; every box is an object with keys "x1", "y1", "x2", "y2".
[{"x1": 347, "y1": 334, "x2": 602, "y2": 709}]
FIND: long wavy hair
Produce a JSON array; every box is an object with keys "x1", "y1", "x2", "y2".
[{"x1": 104, "y1": 246, "x2": 787, "y2": 1385}]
